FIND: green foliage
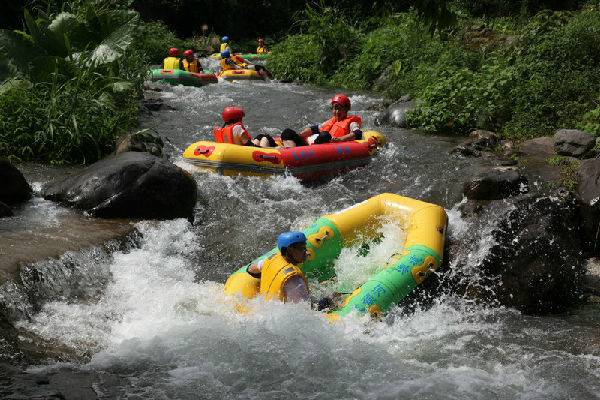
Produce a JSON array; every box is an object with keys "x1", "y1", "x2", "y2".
[
  {"x1": 268, "y1": 34, "x2": 327, "y2": 84},
  {"x1": 578, "y1": 102, "x2": 600, "y2": 135},
  {"x1": 138, "y1": 21, "x2": 183, "y2": 63},
  {"x1": 0, "y1": 1, "x2": 149, "y2": 164},
  {"x1": 546, "y1": 155, "x2": 581, "y2": 191},
  {"x1": 406, "y1": 63, "x2": 516, "y2": 133}
]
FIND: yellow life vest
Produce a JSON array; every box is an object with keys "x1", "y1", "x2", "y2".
[
  {"x1": 256, "y1": 46, "x2": 268, "y2": 54},
  {"x1": 220, "y1": 43, "x2": 229, "y2": 52},
  {"x1": 163, "y1": 57, "x2": 180, "y2": 70},
  {"x1": 259, "y1": 253, "x2": 307, "y2": 302},
  {"x1": 182, "y1": 59, "x2": 200, "y2": 73}
]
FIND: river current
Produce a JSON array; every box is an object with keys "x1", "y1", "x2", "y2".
[{"x1": 5, "y1": 76, "x2": 600, "y2": 399}]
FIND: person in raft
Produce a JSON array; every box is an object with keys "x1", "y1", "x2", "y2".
[
  {"x1": 247, "y1": 231, "x2": 310, "y2": 303},
  {"x1": 280, "y1": 94, "x2": 363, "y2": 148},
  {"x1": 256, "y1": 37, "x2": 269, "y2": 54},
  {"x1": 213, "y1": 106, "x2": 276, "y2": 148},
  {"x1": 181, "y1": 49, "x2": 203, "y2": 73},
  {"x1": 220, "y1": 35, "x2": 231, "y2": 53},
  {"x1": 220, "y1": 50, "x2": 271, "y2": 78},
  {"x1": 163, "y1": 47, "x2": 182, "y2": 70}
]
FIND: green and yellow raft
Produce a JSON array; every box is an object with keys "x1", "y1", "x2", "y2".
[
  {"x1": 224, "y1": 193, "x2": 447, "y2": 320},
  {"x1": 209, "y1": 52, "x2": 269, "y2": 61},
  {"x1": 149, "y1": 69, "x2": 218, "y2": 87}
]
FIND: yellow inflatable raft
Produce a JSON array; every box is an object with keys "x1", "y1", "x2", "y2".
[
  {"x1": 224, "y1": 193, "x2": 448, "y2": 319},
  {"x1": 182, "y1": 131, "x2": 386, "y2": 181},
  {"x1": 218, "y1": 69, "x2": 265, "y2": 80}
]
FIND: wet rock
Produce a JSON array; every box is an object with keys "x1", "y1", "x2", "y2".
[
  {"x1": 577, "y1": 158, "x2": 600, "y2": 254},
  {"x1": 518, "y1": 136, "x2": 563, "y2": 187},
  {"x1": 386, "y1": 100, "x2": 415, "y2": 128},
  {"x1": 42, "y1": 152, "x2": 197, "y2": 221},
  {"x1": 0, "y1": 201, "x2": 12, "y2": 218},
  {"x1": 142, "y1": 98, "x2": 165, "y2": 112},
  {"x1": 372, "y1": 111, "x2": 387, "y2": 126},
  {"x1": 450, "y1": 130, "x2": 499, "y2": 158},
  {"x1": 0, "y1": 159, "x2": 32, "y2": 205},
  {"x1": 554, "y1": 129, "x2": 595, "y2": 158},
  {"x1": 463, "y1": 167, "x2": 528, "y2": 200},
  {"x1": 584, "y1": 259, "x2": 600, "y2": 296},
  {"x1": 478, "y1": 191, "x2": 585, "y2": 314},
  {"x1": 116, "y1": 129, "x2": 164, "y2": 157},
  {"x1": 469, "y1": 130, "x2": 498, "y2": 150}
]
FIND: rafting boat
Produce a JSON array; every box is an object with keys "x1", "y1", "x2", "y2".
[
  {"x1": 218, "y1": 69, "x2": 265, "y2": 80},
  {"x1": 209, "y1": 52, "x2": 269, "y2": 61},
  {"x1": 182, "y1": 130, "x2": 386, "y2": 181},
  {"x1": 224, "y1": 193, "x2": 448, "y2": 320},
  {"x1": 149, "y1": 69, "x2": 218, "y2": 86}
]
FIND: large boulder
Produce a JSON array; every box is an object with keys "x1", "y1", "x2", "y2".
[
  {"x1": 554, "y1": 129, "x2": 595, "y2": 158},
  {"x1": 0, "y1": 201, "x2": 13, "y2": 217},
  {"x1": 0, "y1": 159, "x2": 32, "y2": 205},
  {"x1": 577, "y1": 158, "x2": 600, "y2": 254},
  {"x1": 451, "y1": 130, "x2": 499, "y2": 158},
  {"x1": 477, "y1": 191, "x2": 585, "y2": 313},
  {"x1": 463, "y1": 167, "x2": 528, "y2": 200},
  {"x1": 42, "y1": 152, "x2": 197, "y2": 221},
  {"x1": 115, "y1": 130, "x2": 164, "y2": 157}
]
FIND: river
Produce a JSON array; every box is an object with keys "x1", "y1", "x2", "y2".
[{"x1": 3, "y1": 76, "x2": 600, "y2": 399}]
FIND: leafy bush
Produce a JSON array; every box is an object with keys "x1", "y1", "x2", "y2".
[
  {"x1": 268, "y1": 34, "x2": 327, "y2": 84},
  {"x1": 406, "y1": 62, "x2": 516, "y2": 133},
  {"x1": 138, "y1": 21, "x2": 183, "y2": 63},
  {"x1": 0, "y1": 2, "x2": 148, "y2": 163}
]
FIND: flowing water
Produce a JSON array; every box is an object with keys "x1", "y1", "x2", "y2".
[{"x1": 2, "y1": 76, "x2": 599, "y2": 399}]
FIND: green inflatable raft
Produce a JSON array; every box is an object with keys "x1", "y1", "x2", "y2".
[{"x1": 149, "y1": 69, "x2": 218, "y2": 87}]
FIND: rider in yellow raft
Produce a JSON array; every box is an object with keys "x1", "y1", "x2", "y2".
[
  {"x1": 163, "y1": 47, "x2": 182, "y2": 70},
  {"x1": 220, "y1": 35, "x2": 231, "y2": 53},
  {"x1": 256, "y1": 37, "x2": 269, "y2": 54},
  {"x1": 247, "y1": 232, "x2": 310, "y2": 303},
  {"x1": 220, "y1": 50, "x2": 271, "y2": 78}
]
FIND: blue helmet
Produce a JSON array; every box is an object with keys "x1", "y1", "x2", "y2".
[
  {"x1": 277, "y1": 231, "x2": 306, "y2": 251},
  {"x1": 221, "y1": 35, "x2": 229, "y2": 42},
  {"x1": 221, "y1": 50, "x2": 231, "y2": 58}
]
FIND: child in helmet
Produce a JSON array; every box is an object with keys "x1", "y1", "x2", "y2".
[
  {"x1": 213, "y1": 106, "x2": 275, "y2": 148},
  {"x1": 247, "y1": 231, "x2": 310, "y2": 303},
  {"x1": 220, "y1": 35, "x2": 231, "y2": 53},
  {"x1": 280, "y1": 94, "x2": 363, "y2": 148}
]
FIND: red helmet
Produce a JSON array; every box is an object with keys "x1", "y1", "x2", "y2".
[
  {"x1": 183, "y1": 49, "x2": 193, "y2": 57},
  {"x1": 222, "y1": 106, "x2": 245, "y2": 123},
  {"x1": 168, "y1": 47, "x2": 180, "y2": 56},
  {"x1": 331, "y1": 94, "x2": 351, "y2": 109}
]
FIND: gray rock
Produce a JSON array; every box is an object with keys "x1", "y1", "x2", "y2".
[
  {"x1": 116, "y1": 129, "x2": 164, "y2": 157},
  {"x1": 0, "y1": 201, "x2": 12, "y2": 217},
  {"x1": 577, "y1": 158, "x2": 600, "y2": 254},
  {"x1": 42, "y1": 152, "x2": 197, "y2": 221},
  {"x1": 478, "y1": 191, "x2": 585, "y2": 314},
  {"x1": 386, "y1": 100, "x2": 415, "y2": 128},
  {"x1": 469, "y1": 130, "x2": 498, "y2": 150},
  {"x1": 464, "y1": 167, "x2": 528, "y2": 200},
  {"x1": 0, "y1": 159, "x2": 32, "y2": 205},
  {"x1": 584, "y1": 259, "x2": 600, "y2": 296},
  {"x1": 554, "y1": 129, "x2": 595, "y2": 158}
]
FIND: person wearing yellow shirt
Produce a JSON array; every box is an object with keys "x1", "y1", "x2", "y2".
[{"x1": 220, "y1": 35, "x2": 231, "y2": 53}]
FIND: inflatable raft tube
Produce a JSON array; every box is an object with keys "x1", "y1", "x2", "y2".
[
  {"x1": 218, "y1": 69, "x2": 265, "y2": 81},
  {"x1": 237, "y1": 53, "x2": 270, "y2": 61},
  {"x1": 182, "y1": 131, "x2": 386, "y2": 181},
  {"x1": 224, "y1": 193, "x2": 448, "y2": 320},
  {"x1": 149, "y1": 69, "x2": 218, "y2": 86}
]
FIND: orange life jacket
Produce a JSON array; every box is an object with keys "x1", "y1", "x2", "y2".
[
  {"x1": 320, "y1": 115, "x2": 362, "y2": 138},
  {"x1": 213, "y1": 122, "x2": 252, "y2": 145}
]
